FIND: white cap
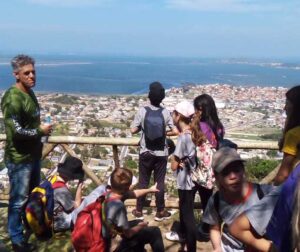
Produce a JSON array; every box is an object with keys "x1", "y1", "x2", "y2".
[{"x1": 174, "y1": 100, "x2": 194, "y2": 118}]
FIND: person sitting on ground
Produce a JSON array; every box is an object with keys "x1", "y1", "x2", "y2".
[
  {"x1": 274, "y1": 85, "x2": 300, "y2": 185},
  {"x1": 201, "y1": 147, "x2": 274, "y2": 252},
  {"x1": 53, "y1": 156, "x2": 84, "y2": 232},
  {"x1": 228, "y1": 145, "x2": 300, "y2": 252},
  {"x1": 102, "y1": 167, "x2": 164, "y2": 252},
  {"x1": 71, "y1": 175, "x2": 138, "y2": 224},
  {"x1": 130, "y1": 81, "x2": 178, "y2": 221}
]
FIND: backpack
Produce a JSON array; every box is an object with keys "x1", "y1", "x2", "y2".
[
  {"x1": 24, "y1": 175, "x2": 64, "y2": 241},
  {"x1": 190, "y1": 141, "x2": 216, "y2": 189},
  {"x1": 71, "y1": 193, "x2": 120, "y2": 252},
  {"x1": 143, "y1": 106, "x2": 166, "y2": 151}
]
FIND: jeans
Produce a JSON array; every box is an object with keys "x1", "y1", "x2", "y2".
[{"x1": 6, "y1": 160, "x2": 41, "y2": 244}]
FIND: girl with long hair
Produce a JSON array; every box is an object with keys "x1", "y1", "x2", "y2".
[
  {"x1": 191, "y1": 94, "x2": 225, "y2": 211},
  {"x1": 274, "y1": 85, "x2": 300, "y2": 184}
]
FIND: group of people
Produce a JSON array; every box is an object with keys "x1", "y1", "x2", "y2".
[{"x1": 1, "y1": 54, "x2": 300, "y2": 252}]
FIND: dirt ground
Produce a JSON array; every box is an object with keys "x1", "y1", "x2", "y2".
[{"x1": 0, "y1": 202, "x2": 212, "y2": 252}]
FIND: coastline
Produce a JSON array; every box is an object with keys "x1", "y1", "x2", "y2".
[{"x1": 3, "y1": 82, "x2": 286, "y2": 97}]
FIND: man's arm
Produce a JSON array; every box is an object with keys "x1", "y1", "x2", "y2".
[
  {"x1": 229, "y1": 214, "x2": 275, "y2": 252},
  {"x1": 166, "y1": 127, "x2": 179, "y2": 136},
  {"x1": 2, "y1": 97, "x2": 52, "y2": 139},
  {"x1": 130, "y1": 108, "x2": 143, "y2": 134},
  {"x1": 273, "y1": 153, "x2": 295, "y2": 185},
  {"x1": 133, "y1": 183, "x2": 159, "y2": 198},
  {"x1": 210, "y1": 224, "x2": 222, "y2": 252},
  {"x1": 74, "y1": 181, "x2": 84, "y2": 209},
  {"x1": 130, "y1": 126, "x2": 141, "y2": 134}
]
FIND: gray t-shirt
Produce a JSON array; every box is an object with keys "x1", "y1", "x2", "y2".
[
  {"x1": 103, "y1": 191, "x2": 136, "y2": 239},
  {"x1": 202, "y1": 183, "x2": 274, "y2": 252},
  {"x1": 130, "y1": 104, "x2": 175, "y2": 156},
  {"x1": 245, "y1": 185, "x2": 282, "y2": 236},
  {"x1": 173, "y1": 131, "x2": 197, "y2": 190},
  {"x1": 53, "y1": 186, "x2": 74, "y2": 232}
]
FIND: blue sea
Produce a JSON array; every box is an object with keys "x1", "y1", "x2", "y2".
[{"x1": 0, "y1": 55, "x2": 300, "y2": 94}]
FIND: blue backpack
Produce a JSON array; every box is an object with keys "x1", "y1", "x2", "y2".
[{"x1": 143, "y1": 106, "x2": 166, "y2": 151}]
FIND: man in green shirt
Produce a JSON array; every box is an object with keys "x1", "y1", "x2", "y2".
[{"x1": 1, "y1": 55, "x2": 52, "y2": 252}]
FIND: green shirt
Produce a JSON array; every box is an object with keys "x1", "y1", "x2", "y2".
[{"x1": 1, "y1": 86, "x2": 43, "y2": 164}]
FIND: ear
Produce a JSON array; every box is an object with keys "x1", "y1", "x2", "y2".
[{"x1": 13, "y1": 71, "x2": 19, "y2": 81}]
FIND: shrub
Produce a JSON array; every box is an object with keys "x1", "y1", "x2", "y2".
[{"x1": 245, "y1": 157, "x2": 280, "y2": 181}]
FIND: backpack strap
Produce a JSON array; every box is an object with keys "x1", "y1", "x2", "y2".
[
  {"x1": 213, "y1": 191, "x2": 222, "y2": 224},
  {"x1": 256, "y1": 184, "x2": 264, "y2": 200},
  {"x1": 52, "y1": 181, "x2": 66, "y2": 189}
]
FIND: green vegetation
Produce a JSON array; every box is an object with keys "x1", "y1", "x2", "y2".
[
  {"x1": 124, "y1": 156, "x2": 137, "y2": 169},
  {"x1": 52, "y1": 123, "x2": 70, "y2": 135},
  {"x1": 49, "y1": 95, "x2": 79, "y2": 105},
  {"x1": 261, "y1": 132, "x2": 282, "y2": 141},
  {"x1": 245, "y1": 157, "x2": 280, "y2": 181}
]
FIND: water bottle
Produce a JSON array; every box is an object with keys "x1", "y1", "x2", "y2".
[{"x1": 41, "y1": 113, "x2": 51, "y2": 143}]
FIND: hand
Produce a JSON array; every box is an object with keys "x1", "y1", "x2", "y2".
[
  {"x1": 138, "y1": 221, "x2": 148, "y2": 228},
  {"x1": 179, "y1": 161, "x2": 185, "y2": 168},
  {"x1": 149, "y1": 182, "x2": 159, "y2": 193},
  {"x1": 40, "y1": 123, "x2": 52, "y2": 135}
]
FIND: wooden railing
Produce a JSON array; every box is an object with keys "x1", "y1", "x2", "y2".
[{"x1": 0, "y1": 135, "x2": 279, "y2": 205}]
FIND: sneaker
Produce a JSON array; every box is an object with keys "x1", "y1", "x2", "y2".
[
  {"x1": 154, "y1": 210, "x2": 172, "y2": 221},
  {"x1": 165, "y1": 231, "x2": 184, "y2": 242},
  {"x1": 132, "y1": 209, "x2": 144, "y2": 220}
]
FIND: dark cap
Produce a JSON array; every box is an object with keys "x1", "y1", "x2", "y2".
[
  {"x1": 212, "y1": 147, "x2": 244, "y2": 173},
  {"x1": 57, "y1": 156, "x2": 84, "y2": 180},
  {"x1": 148, "y1": 82, "x2": 165, "y2": 105}
]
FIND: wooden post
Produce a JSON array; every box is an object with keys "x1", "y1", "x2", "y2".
[
  {"x1": 113, "y1": 145, "x2": 120, "y2": 169},
  {"x1": 42, "y1": 143, "x2": 58, "y2": 160},
  {"x1": 61, "y1": 144, "x2": 102, "y2": 185}
]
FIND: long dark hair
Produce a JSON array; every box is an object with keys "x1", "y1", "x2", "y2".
[
  {"x1": 284, "y1": 85, "x2": 300, "y2": 133},
  {"x1": 191, "y1": 94, "x2": 224, "y2": 146}
]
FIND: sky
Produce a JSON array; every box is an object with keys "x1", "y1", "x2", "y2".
[{"x1": 0, "y1": 0, "x2": 300, "y2": 59}]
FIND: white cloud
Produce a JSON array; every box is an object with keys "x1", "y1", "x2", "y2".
[
  {"x1": 27, "y1": 0, "x2": 110, "y2": 7},
  {"x1": 165, "y1": 0, "x2": 296, "y2": 13}
]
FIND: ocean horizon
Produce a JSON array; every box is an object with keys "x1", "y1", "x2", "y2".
[{"x1": 0, "y1": 55, "x2": 299, "y2": 95}]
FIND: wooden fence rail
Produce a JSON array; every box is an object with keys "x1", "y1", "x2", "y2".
[{"x1": 0, "y1": 135, "x2": 279, "y2": 204}]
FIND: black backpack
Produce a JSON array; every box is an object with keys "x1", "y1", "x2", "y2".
[{"x1": 143, "y1": 106, "x2": 166, "y2": 151}]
